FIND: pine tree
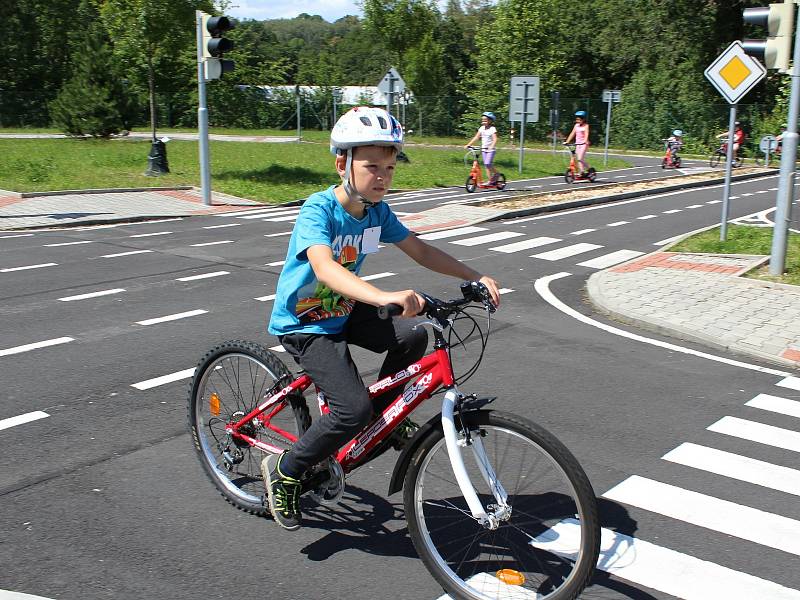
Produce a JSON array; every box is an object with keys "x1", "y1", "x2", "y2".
[{"x1": 50, "y1": 21, "x2": 128, "y2": 137}]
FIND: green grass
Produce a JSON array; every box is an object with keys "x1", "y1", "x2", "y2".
[
  {"x1": 671, "y1": 224, "x2": 800, "y2": 286},
  {"x1": 0, "y1": 137, "x2": 630, "y2": 203}
]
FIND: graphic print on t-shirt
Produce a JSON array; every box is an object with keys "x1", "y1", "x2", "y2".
[{"x1": 294, "y1": 245, "x2": 358, "y2": 323}]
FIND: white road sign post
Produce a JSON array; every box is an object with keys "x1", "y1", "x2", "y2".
[
  {"x1": 705, "y1": 41, "x2": 766, "y2": 241},
  {"x1": 509, "y1": 76, "x2": 540, "y2": 173},
  {"x1": 377, "y1": 67, "x2": 406, "y2": 119},
  {"x1": 601, "y1": 89, "x2": 621, "y2": 167}
]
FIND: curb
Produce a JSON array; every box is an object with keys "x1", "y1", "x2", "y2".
[
  {"x1": 19, "y1": 186, "x2": 193, "y2": 198},
  {"x1": 482, "y1": 169, "x2": 777, "y2": 222}
]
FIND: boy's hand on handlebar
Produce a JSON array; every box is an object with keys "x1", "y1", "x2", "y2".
[
  {"x1": 379, "y1": 289, "x2": 425, "y2": 317},
  {"x1": 478, "y1": 275, "x2": 501, "y2": 308}
]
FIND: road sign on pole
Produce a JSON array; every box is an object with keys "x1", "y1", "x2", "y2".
[
  {"x1": 377, "y1": 67, "x2": 406, "y2": 118},
  {"x1": 509, "y1": 76, "x2": 540, "y2": 173},
  {"x1": 705, "y1": 41, "x2": 767, "y2": 240},
  {"x1": 602, "y1": 89, "x2": 621, "y2": 167}
]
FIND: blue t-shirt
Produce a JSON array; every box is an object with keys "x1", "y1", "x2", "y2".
[{"x1": 268, "y1": 186, "x2": 410, "y2": 336}]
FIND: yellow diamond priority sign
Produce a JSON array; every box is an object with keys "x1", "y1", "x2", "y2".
[{"x1": 705, "y1": 41, "x2": 766, "y2": 104}]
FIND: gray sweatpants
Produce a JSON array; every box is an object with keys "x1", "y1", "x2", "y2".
[{"x1": 278, "y1": 302, "x2": 428, "y2": 478}]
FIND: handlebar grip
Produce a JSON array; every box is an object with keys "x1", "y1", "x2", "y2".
[{"x1": 377, "y1": 304, "x2": 404, "y2": 320}]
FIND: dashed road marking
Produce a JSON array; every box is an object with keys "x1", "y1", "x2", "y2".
[
  {"x1": 190, "y1": 240, "x2": 235, "y2": 247},
  {"x1": 607, "y1": 221, "x2": 629, "y2": 227},
  {"x1": 132, "y1": 368, "x2": 195, "y2": 390},
  {"x1": 43, "y1": 241, "x2": 93, "y2": 247},
  {"x1": 100, "y1": 250, "x2": 153, "y2": 258},
  {"x1": 58, "y1": 288, "x2": 126, "y2": 301},
  {"x1": 135, "y1": 309, "x2": 208, "y2": 326},
  {"x1": 1, "y1": 262, "x2": 58, "y2": 272},
  {"x1": 175, "y1": 271, "x2": 229, "y2": 282},
  {"x1": 0, "y1": 337, "x2": 74, "y2": 357},
  {"x1": 130, "y1": 231, "x2": 172, "y2": 238},
  {"x1": 0, "y1": 411, "x2": 50, "y2": 432}
]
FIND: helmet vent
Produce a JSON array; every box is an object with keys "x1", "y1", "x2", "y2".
[
  {"x1": 377, "y1": 116, "x2": 387, "y2": 129},
  {"x1": 359, "y1": 116, "x2": 372, "y2": 126}
]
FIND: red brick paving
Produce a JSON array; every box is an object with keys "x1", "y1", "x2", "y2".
[
  {"x1": 782, "y1": 348, "x2": 800, "y2": 362},
  {"x1": 610, "y1": 252, "x2": 741, "y2": 275}
]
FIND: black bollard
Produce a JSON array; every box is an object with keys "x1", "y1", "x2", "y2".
[{"x1": 145, "y1": 139, "x2": 170, "y2": 176}]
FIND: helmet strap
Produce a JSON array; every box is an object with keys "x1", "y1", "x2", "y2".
[{"x1": 342, "y1": 148, "x2": 377, "y2": 209}]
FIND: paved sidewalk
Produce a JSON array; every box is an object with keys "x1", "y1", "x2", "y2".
[
  {"x1": 0, "y1": 188, "x2": 262, "y2": 230},
  {"x1": 588, "y1": 251, "x2": 800, "y2": 369}
]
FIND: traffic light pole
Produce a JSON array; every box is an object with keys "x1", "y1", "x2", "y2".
[
  {"x1": 196, "y1": 11, "x2": 212, "y2": 206},
  {"x1": 770, "y1": 6, "x2": 800, "y2": 275},
  {"x1": 720, "y1": 104, "x2": 737, "y2": 241}
]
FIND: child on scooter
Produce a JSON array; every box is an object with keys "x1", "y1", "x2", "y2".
[
  {"x1": 564, "y1": 111, "x2": 590, "y2": 174},
  {"x1": 466, "y1": 112, "x2": 498, "y2": 184},
  {"x1": 665, "y1": 129, "x2": 683, "y2": 161}
]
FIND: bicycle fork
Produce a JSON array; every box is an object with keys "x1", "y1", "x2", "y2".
[{"x1": 441, "y1": 388, "x2": 510, "y2": 530}]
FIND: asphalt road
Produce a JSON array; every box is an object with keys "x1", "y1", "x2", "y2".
[{"x1": 1, "y1": 170, "x2": 799, "y2": 600}]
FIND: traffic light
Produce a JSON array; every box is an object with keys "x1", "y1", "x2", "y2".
[
  {"x1": 742, "y1": 0, "x2": 795, "y2": 72},
  {"x1": 200, "y1": 12, "x2": 235, "y2": 80}
]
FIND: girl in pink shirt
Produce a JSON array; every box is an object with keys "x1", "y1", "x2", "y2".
[{"x1": 564, "y1": 111, "x2": 590, "y2": 174}]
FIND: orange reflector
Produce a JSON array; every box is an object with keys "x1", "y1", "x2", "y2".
[
  {"x1": 210, "y1": 392, "x2": 220, "y2": 416},
  {"x1": 496, "y1": 569, "x2": 525, "y2": 586}
]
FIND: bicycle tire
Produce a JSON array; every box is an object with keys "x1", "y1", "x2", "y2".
[
  {"x1": 466, "y1": 175, "x2": 477, "y2": 193},
  {"x1": 587, "y1": 168, "x2": 597, "y2": 183},
  {"x1": 188, "y1": 340, "x2": 310, "y2": 516},
  {"x1": 709, "y1": 152, "x2": 721, "y2": 168},
  {"x1": 674, "y1": 156, "x2": 681, "y2": 168},
  {"x1": 661, "y1": 158, "x2": 667, "y2": 169},
  {"x1": 404, "y1": 410, "x2": 600, "y2": 600},
  {"x1": 564, "y1": 169, "x2": 574, "y2": 184},
  {"x1": 494, "y1": 173, "x2": 507, "y2": 190}
]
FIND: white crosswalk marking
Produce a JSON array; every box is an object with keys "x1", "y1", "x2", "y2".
[
  {"x1": 708, "y1": 416, "x2": 800, "y2": 452},
  {"x1": 577, "y1": 249, "x2": 644, "y2": 269},
  {"x1": 450, "y1": 231, "x2": 523, "y2": 246},
  {"x1": 238, "y1": 209, "x2": 299, "y2": 220},
  {"x1": 531, "y1": 243, "x2": 602, "y2": 261},
  {"x1": 663, "y1": 442, "x2": 800, "y2": 496},
  {"x1": 778, "y1": 376, "x2": 800, "y2": 391},
  {"x1": 489, "y1": 236, "x2": 560, "y2": 253},
  {"x1": 262, "y1": 215, "x2": 299, "y2": 222},
  {"x1": 746, "y1": 393, "x2": 800, "y2": 418},
  {"x1": 417, "y1": 226, "x2": 487, "y2": 240},
  {"x1": 603, "y1": 475, "x2": 800, "y2": 555}
]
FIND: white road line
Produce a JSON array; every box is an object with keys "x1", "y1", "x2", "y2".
[
  {"x1": 534, "y1": 272, "x2": 791, "y2": 376},
  {"x1": 129, "y1": 231, "x2": 172, "y2": 238},
  {"x1": 0, "y1": 337, "x2": 74, "y2": 357},
  {"x1": 770, "y1": 187, "x2": 779, "y2": 191},
  {"x1": 58, "y1": 288, "x2": 125, "y2": 301},
  {"x1": 637, "y1": 215, "x2": 657, "y2": 220},
  {"x1": 262, "y1": 215, "x2": 299, "y2": 222},
  {"x1": 708, "y1": 416, "x2": 800, "y2": 453},
  {"x1": 0, "y1": 233, "x2": 34, "y2": 239},
  {"x1": 570, "y1": 228, "x2": 596, "y2": 235},
  {"x1": 663, "y1": 209, "x2": 682, "y2": 214},
  {"x1": 175, "y1": 271, "x2": 229, "y2": 282},
  {"x1": 707, "y1": 200, "x2": 722, "y2": 204},
  {"x1": 603, "y1": 475, "x2": 800, "y2": 556},
  {"x1": 450, "y1": 231, "x2": 524, "y2": 246},
  {"x1": 685, "y1": 204, "x2": 703, "y2": 209},
  {"x1": 614, "y1": 175, "x2": 628, "y2": 178},
  {"x1": 190, "y1": 240, "x2": 235, "y2": 247},
  {"x1": 646, "y1": 170, "x2": 659, "y2": 174},
  {"x1": 361, "y1": 272, "x2": 395, "y2": 281},
  {"x1": 135, "y1": 309, "x2": 208, "y2": 326},
  {"x1": 1, "y1": 262, "x2": 58, "y2": 272},
  {"x1": 729, "y1": 196, "x2": 739, "y2": 199},
  {"x1": 132, "y1": 367, "x2": 196, "y2": 390},
  {"x1": 266, "y1": 260, "x2": 285, "y2": 267},
  {"x1": 741, "y1": 193, "x2": 754, "y2": 197},
  {"x1": 489, "y1": 237, "x2": 560, "y2": 253},
  {"x1": 498, "y1": 288, "x2": 514, "y2": 294},
  {"x1": 531, "y1": 243, "x2": 603, "y2": 261},
  {"x1": 525, "y1": 518, "x2": 800, "y2": 600},
  {"x1": 43, "y1": 240, "x2": 93, "y2": 247},
  {"x1": 417, "y1": 226, "x2": 488, "y2": 240},
  {"x1": 218, "y1": 207, "x2": 277, "y2": 217},
  {"x1": 100, "y1": 250, "x2": 153, "y2": 258},
  {"x1": 0, "y1": 411, "x2": 50, "y2": 432},
  {"x1": 778, "y1": 376, "x2": 800, "y2": 391},
  {"x1": 264, "y1": 231, "x2": 292, "y2": 238},
  {"x1": 254, "y1": 294, "x2": 276, "y2": 302},
  {"x1": 239, "y1": 209, "x2": 299, "y2": 220},
  {"x1": 270, "y1": 345, "x2": 286, "y2": 353},
  {"x1": 663, "y1": 442, "x2": 800, "y2": 496},
  {"x1": 203, "y1": 223, "x2": 241, "y2": 229},
  {"x1": 577, "y1": 249, "x2": 644, "y2": 269},
  {"x1": 607, "y1": 221, "x2": 629, "y2": 227},
  {"x1": 757, "y1": 190, "x2": 770, "y2": 194},
  {"x1": 746, "y1": 393, "x2": 800, "y2": 419}
]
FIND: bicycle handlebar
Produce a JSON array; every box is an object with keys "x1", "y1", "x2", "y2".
[{"x1": 377, "y1": 281, "x2": 495, "y2": 321}]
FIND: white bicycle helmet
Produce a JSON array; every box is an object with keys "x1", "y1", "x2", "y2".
[
  {"x1": 330, "y1": 107, "x2": 403, "y2": 207},
  {"x1": 673, "y1": 129, "x2": 683, "y2": 136}
]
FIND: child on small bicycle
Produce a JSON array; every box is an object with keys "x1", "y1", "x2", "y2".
[
  {"x1": 665, "y1": 129, "x2": 683, "y2": 160},
  {"x1": 564, "y1": 111, "x2": 590, "y2": 174},
  {"x1": 264, "y1": 106, "x2": 501, "y2": 531},
  {"x1": 465, "y1": 111, "x2": 498, "y2": 184},
  {"x1": 717, "y1": 121, "x2": 746, "y2": 161}
]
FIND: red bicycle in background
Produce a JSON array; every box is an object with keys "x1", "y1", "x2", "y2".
[{"x1": 188, "y1": 281, "x2": 600, "y2": 600}]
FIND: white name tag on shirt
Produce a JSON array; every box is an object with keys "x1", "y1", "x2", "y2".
[{"x1": 362, "y1": 226, "x2": 381, "y2": 254}]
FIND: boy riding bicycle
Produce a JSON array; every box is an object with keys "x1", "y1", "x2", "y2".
[
  {"x1": 465, "y1": 111, "x2": 499, "y2": 184},
  {"x1": 264, "y1": 106, "x2": 500, "y2": 531},
  {"x1": 717, "y1": 121, "x2": 746, "y2": 161}
]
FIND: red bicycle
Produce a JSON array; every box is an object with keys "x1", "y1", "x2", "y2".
[
  {"x1": 563, "y1": 143, "x2": 597, "y2": 183},
  {"x1": 188, "y1": 282, "x2": 600, "y2": 600}
]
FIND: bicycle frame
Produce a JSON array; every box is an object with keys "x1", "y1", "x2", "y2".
[{"x1": 223, "y1": 321, "x2": 508, "y2": 526}]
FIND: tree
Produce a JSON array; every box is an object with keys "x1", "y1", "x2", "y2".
[{"x1": 50, "y1": 19, "x2": 132, "y2": 137}]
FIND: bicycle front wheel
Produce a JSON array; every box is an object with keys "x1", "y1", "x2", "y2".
[
  {"x1": 404, "y1": 410, "x2": 599, "y2": 600},
  {"x1": 710, "y1": 152, "x2": 721, "y2": 168},
  {"x1": 188, "y1": 340, "x2": 310, "y2": 516}
]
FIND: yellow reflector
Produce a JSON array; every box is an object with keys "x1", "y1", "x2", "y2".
[
  {"x1": 496, "y1": 569, "x2": 525, "y2": 586},
  {"x1": 210, "y1": 392, "x2": 220, "y2": 416}
]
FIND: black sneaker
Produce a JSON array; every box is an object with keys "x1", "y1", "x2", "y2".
[
  {"x1": 389, "y1": 417, "x2": 420, "y2": 450},
  {"x1": 261, "y1": 453, "x2": 302, "y2": 531}
]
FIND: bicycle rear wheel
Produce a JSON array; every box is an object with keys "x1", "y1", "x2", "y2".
[
  {"x1": 466, "y1": 175, "x2": 478, "y2": 193},
  {"x1": 404, "y1": 410, "x2": 599, "y2": 600},
  {"x1": 709, "y1": 152, "x2": 721, "y2": 168},
  {"x1": 188, "y1": 340, "x2": 310, "y2": 515},
  {"x1": 564, "y1": 169, "x2": 574, "y2": 184}
]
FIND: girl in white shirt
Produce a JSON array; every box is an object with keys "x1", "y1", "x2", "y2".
[{"x1": 466, "y1": 111, "x2": 499, "y2": 183}]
